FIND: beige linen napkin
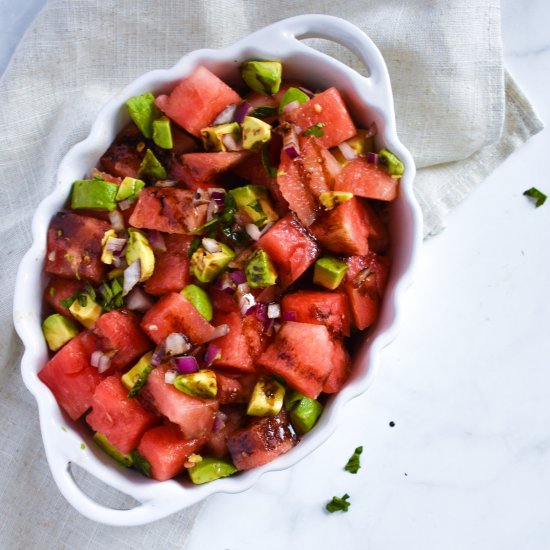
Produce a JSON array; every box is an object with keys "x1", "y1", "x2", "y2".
[{"x1": 0, "y1": 0, "x2": 542, "y2": 547}]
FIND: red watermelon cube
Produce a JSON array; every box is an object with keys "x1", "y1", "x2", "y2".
[
  {"x1": 137, "y1": 423, "x2": 203, "y2": 481},
  {"x1": 205, "y1": 406, "x2": 247, "y2": 458},
  {"x1": 211, "y1": 311, "x2": 256, "y2": 372},
  {"x1": 257, "y1": 321, "x2": 334, "y2": 399},
  {"x1": 86, "y1": 376, "x2": 159, "y2": 455},
  {"x1": 129, "y1": 187, "x2": 207, "y2": 234},
  {"x1": 155, "y1": 66, "x2": 242, "y2": 137},
  {"x1": 45, "y1": 212, "x2": 110, "y2": 284},
  {"x1": 179, "y1": 151, "x2": 249, "y2": 188},
  {"x1": 284, "y1": 87, "x2": 356, "y2": 148},
  {"x1": 227, "y1": 411, "x2": 297, "y2": 470},
  {"x1": 144, "y1": 365, "x2": 218, "y2": 439},
  {"x1": 361, "y1": 200, "x2": 390, "y2": 253},
  {"x1": 141, "y1": 292, "x2": 216, "y2": 345},
  {"x1": 255, "y1": 215, "x2": 320, "y2": 289},
  {"x1": 44, "y1": 276, "x2": 86, "y2": 319},
  {"x1": 38, "y1": 331, "x2": 103, "y2": 420},
  {"x1": 322, "y1": 339, "x2": 351, "y2": 394},
  {"x1": 215, "y1": 373, "x2": 258, "y2": 405},
  {"x1": 297, "y1": 135, "x2": 331, "y2": 197}
]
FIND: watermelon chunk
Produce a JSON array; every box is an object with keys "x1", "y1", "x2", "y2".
[
  {"x1": 284, "y1": 87, "x2": 356, "y2": 149},
  {"x1": 141, "y1": 292, "x2": 216, "y2": 345},
  {"x1": 310, "y1": 197, "x2": 370, "y2": 256},
  {"x1": 322, "y1": 339, "x2": 351, "y2": 394},
  {"x1": 255, "y1": 215, "x2": 320, "y2": 289},
  {"x1": 93, "y1": 310, "x2": 153, "y2": 371},
  {"x1": 215, "y1": 373, "x2": 258, "y2": 405},
  {"x1": 257, "y1": 321, "x2": 334, "y2": 399},
  {"x1": 155, "y1": 66, "x2": 242, "y2": 137},
  {"x1": 129, "y1": 187, "x2": 207, "y2": 234},
  {"x1": 281, "y1": 290, "x2": 350, "y2": 338},
  {"x1": 99, "y1": 123, "x2": 144, "y2": 178},
  {"x1": 144, "y1": 365, "x2": 218, "y2": 439},
  {"x1": 86, "y1": 376, "x2": 158, "y2": 455},
  {"x1": 144, "y1": 234, "x2": 193, "y2": 295},
  {"x1": 44, "y1": 276, "x2": 86, "y2": 319},
  {"x1": 361, "y1": 200, "x2": 390, "y2": 253},
  {"x1": 296, "y1": 135, "x2": 331, "y2": 197},
  {"x1": 208, "y1": 287, "x2": 239, "y2": 314},
  {"x1": 205, "y1": 406, "x2": 247, "y2": 458},
  {"x1": 227, "y1": 411, "x2": 297, "y2": 470},
  {"x1": 38, "y1": 331, "x2": 103, "y2": 420},
  {"x1": 179, "y1": 151, "x2": 249, "y2": 188},
  {"x1": 137, "y1": 423, "x2": 203, "y2": 481},
  {"x1": 211, "y1": 311, "x2": 256, "y2": 372},
  {"x1": 334, "y1": 158, "x2": 398, "y2": 201},
  {"x1": 45, "y1": 212, "x2": 110, "y2": 284}
]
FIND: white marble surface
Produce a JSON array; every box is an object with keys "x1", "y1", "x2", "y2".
[{"x1": 3, "y1": 1, "x2": 549, "y2": 549}]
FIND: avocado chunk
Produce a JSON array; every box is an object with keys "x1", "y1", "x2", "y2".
[
  {"x1": 138, "y1": 149, "x2": 167, "y2": 181},
  {"x1": 241, "y1": 61, "x2": 282, "y2": 95},
  {"x1": 121, "y1": 351, "x2": 154, "y2": 397},
  {"x1": 173, "y1": 369, "x2": 217, "y2": 399},
  {"x1": 125, "y1": 92, "x2": 161, "y2": 139},
  {"x1": 188, "y1": 457, "x2": 237, "y2": 484},
  {"x1": 285, "y1": 390, "x2": 323, "y2": 434},
  {"x1": 241, "y1": 116, "x2": 271, "y2": 152},
  {"x1": 201, "y1": 122, "x2": 241, "y2": 152},
  {"x1": 319, "y1": 191, "x2": 354, "y2": 210},
  {"x1": 229, "y1": 185, "x2": 278, "y2": 228},
  {"x1": 180, "y1": 284, "x2": 213, "y2": 321},
  {"x1": 279, "y1": 86, "x2": 310, "y2": 113},
  {"x1": 69, "y1": 294, "x2": 102, "y2": 328},
  {"x1": 245, "y1": 249, "x2": 277, "y2": 289},
  {"x1": 71, "y1": 179, "x2": 118, "y2": 211},
  {"x1": 101, "y1": 229, "x2": 118, "y2": 265},
  {"x1": 246, "y1": 375, "x2": 285, "y2": 417},
  {"x1": 125, "y1": 228, "x2": 155, "y2": 282},
  {"x1": 42, "y1": 313, "x2": 79, "y2": 351},
  {"x1": 116, "y1": 177, "x2": 145, "y2": 202},
  {"x1": 190, "y1": 239, "x2": 235, "y2": 283},
  {"x1": 313, "y1": 256, "x2": 348, "y2": 290},
  {"x1": 379, "y1": 148, "x2": 404, "y2": 176},
  {"x1": 152, "y1": 116, "x2": 173, "y2": 149},
  {"x1": 93, "y1": 432, "x2": 134, "y2": 467}
]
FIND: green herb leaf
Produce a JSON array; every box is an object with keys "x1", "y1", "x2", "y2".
[
  {"x1": 77, "y1": 293, "x2": 88, "y2": 307},
  {"x1": 188, "y1": 237, "x2": 202, "y2": 258},
  {"x1": 60, "y1": 292, "x2": 79, "y2": 309},
  {"x1": 303, "y1": 122, "x2": 325, "y2": 137},
  {"x1": 326, "y1": 493, "x2": 351, "y2": 513},
  {"x1": 128, "y1": 365, "x2": 153, "y2": 398},
  {"x1": 96, "y1": 277, "x2": 124, "y2": 311},
  {"x1": 251, "y1": 105, "x2": 277, "y2": 119},
  {"x1": 523, "y1": 187, "x2": 547, "y2": 208},
  {"x1": 344, "y1": 446, "x2": 363, "y2": 474},
  {"x1": 261, "y1": 145, "x2": 278, "y2": 178},
  {"x1": 130, "y1": 450, "x2": 152, "y2": 478}
]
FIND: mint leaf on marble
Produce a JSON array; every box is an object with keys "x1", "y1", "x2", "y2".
[
  {"x1": 344, "y1": 446, "x2": 363, "y2": 474},
  {"x1": 523, "y1": 187, "x2": 547, "y2": 208},
  {"x1": 326, "y1": 493, "x2": 351, "y2": 513}
]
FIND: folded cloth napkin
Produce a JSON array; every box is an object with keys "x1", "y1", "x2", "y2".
[{"x1": 0, "y1": 0, "x2": 542, "y2": 547}]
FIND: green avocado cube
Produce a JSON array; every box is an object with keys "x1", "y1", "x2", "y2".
[
  {"x1": 279, "y1": 86, "x2": 310, "y2": 113},
  {"x1": 93, "y1": 432, "x2": 134, "y2": 467},
  {"x1": 190, "y1": 239, "x2": 235, "y2": 283},
  {"x1": 378, "y1": 148, "x2": 404, "y2": 176},
  {"x1": 201, "y1": 122, "x2": 241, "y2": 152},
  {"x1": 153, "y1": 116, "x2": 173, "y2": 149},
  {"x1": 68, "y1": 294, "x2": 102, "y2": 329},
  {"x1": 245, "y1": 249, "x2": 278, "y2": 289},
  {"x1": 126, "y1": 92, "x2": 161, "y2": 139},
  {"x1": 138, "y1": 149, "x2": 167, "y2": 181},
  {"x1": 181, "y1": 284, "x2": 213, "y2": 321},
  {"x1": 241, "y1": 116, "x2": 271, "y2": 152},
  {"x1": 121, "y1": 351, "x2": 154, "y2": 397},
  {"x1": 71, "y1": 179, "x2": 118, "y2": 211},
  {"x1": 318, "y1": 191, "x2": 354, "y2": 210},
  {"x1": 313, "y1": 256, "x2": 348, "y2": 290},
  {"x1": 188, "y1": 457, "x2": 237, "y2": 484},
  {"x1": 174, "y1": 369, "x2": 217, "y2": 399},
  {"x1": 116, "y1": 177, "x2": 145, "y2": 202},
  {"x1": 246, "y1": 376, "x2": 285, "y2": 417},
  {"x1": 285, "y1": 390, "x2": 323, "y2": 434},
  {"x1": 42, "y1": 313, "x2": 79, "y2": 351},
  {"x1": 229, "y1": 185, "x2": 278, "y2": 228},
  {"x1": 241, "y1": 61, "x2": 282, "y2": 96}
]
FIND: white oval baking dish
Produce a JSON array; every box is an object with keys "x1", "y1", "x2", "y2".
[{"x1": 13, "y1": 14, "x2": 422, "y2": 526}]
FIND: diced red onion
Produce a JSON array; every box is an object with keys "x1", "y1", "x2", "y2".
[
  {"x1": 210, "y1": 191, "x2": 225, "y2": 204},
  {"x1": 204, "y1": 344, "x2": 221, "y2": 365},
  {"x1": 118, "y1": 199, "x2": 133, "y2": 211},
  {"x1": 337, "y1": 142, "x2": 358, "y2": 161},
  {"x1": 105, "y1": 237, "x2": 127, "y2": 253},
  {"x1": 283, "y1": 100, "x2": 300, "y2": 114},
  {"x1": 282, "y1": 310, "x2": 297, "y2": 322},
  {"x1": 213, "y1": 103, "x2": 237, "y2": 125},
  {"x1": 151, "y1": 345, "x2": 165, "y2": 367},
  {"x1": 298, "y1": 86, "x2": 314, "y2": 98},
  {"x1": 148, "y1": 230, "x2": 167, "y2": 253},
  {"x1": 255, "y1": 302, "x2": 267, "y2": 321},
  {"x1": 125, "y1": 286, "x2": 154, "y2": 312},
  {"x1": 284, "y1": 146, "x2": 299, "y2": 160},
  {"x1": 173, "y1": 355, "x2": 199, "y2": 374},
  {"x1": 259, "y1": 221, "x2": 274, "y2": 237},
  {"x1": 123, "y1": 260, "x2": 141, "y2": 296},
  {"x1": 234, "y1": 102, "x2": 252, "y2": 124},
  {"x1": 204, "y1": 324, "x2": 230, "y2": 342},
  {"x1": 239, "y1": 292, "x2": 256, "y2": 316},
  {"x1": 367, "y1": 152, "x2": 379, "y2": 164},
  {"x1": 90, "y1": 350, "x2": 112, "y2": 374},
  {"x1": 206, "y1": 199, "x2": 218, "y2": 222},
  {"x1": 112, "y1": 255, "x2": 128, "y2": 269},
  {"x1": 164, "y1": 370, "x2": 177, "y2": 384},
  {"x1": 245, "y1": 223, "x2": 262, "y2": 241},
  {"x1": 229, "y1": 270, "x2": 246, "y2": 285},
  {"x1": 222, "y1": 133, "x2": 242, "y2": 151},
  {"x1": 202, "y1": 238, "x2": 221, "y2": 254},
  {"x1": 213, "y1": 411, "x2": 228, "y2": 433},
  {"x1": 283, "y1": 125, "x2": 300, "y2": 156},
  {"x1": 215, "y1": 272, "x2": 236, "y2": 294},
  {"x1": 263, "y1": 317, "x2": 275, "y2": 333},
  {"x1": 267, "y1": 303, "x2": 281, "y2": 319},
  {"x1": 165, "y1": 332, "x2": 191, "y2": 357},
  {"x1": 108, "y1": 210, "x2": 125, "y2": 231}
]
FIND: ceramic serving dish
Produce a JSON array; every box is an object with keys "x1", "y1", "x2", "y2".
[{"x1": 13, "y1": 14, "x2": 422, "y2": 526}]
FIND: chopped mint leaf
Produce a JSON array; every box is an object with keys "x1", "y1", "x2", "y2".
[
  {"x1": 344, "y1": 446, "x2": 363, "y2": 474},
  {"x1": 261, "y1": 145, "x2": 278, "y2": 178},
  {"x1": 128, "y1": 365, "x2": 153, "y2": 398},
  {"x1": 326, "y1": 493, "x2": 351, "y2": 513},
  {"x1": 60, "y1": 292, "x2": 79, "y2": 308},
  {"x1": 188, "y1": 237, "x2": 202, "y2": 258},
  {"x1": 80, "y1": 443, "x2": 86, "y2": 450},
  {"x1": 303, "y1": 122, "x2": 325, "y2": 137},
  {"x1": 77, "y1": 293, "x2": 88, "y2": 307},
  {"x1": 96, "y1": 277, "x2": 124, "y2": 311},
  {"x1": 523, "y1": 187, "x2": 547, "y2": 208},
  {"x1": 251, "y1": 105, "x2": 277, "y2": 119}
]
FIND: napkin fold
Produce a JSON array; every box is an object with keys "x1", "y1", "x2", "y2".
[{"x1": 0, "y1": 0, "x2": 542, "y2": 547}]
